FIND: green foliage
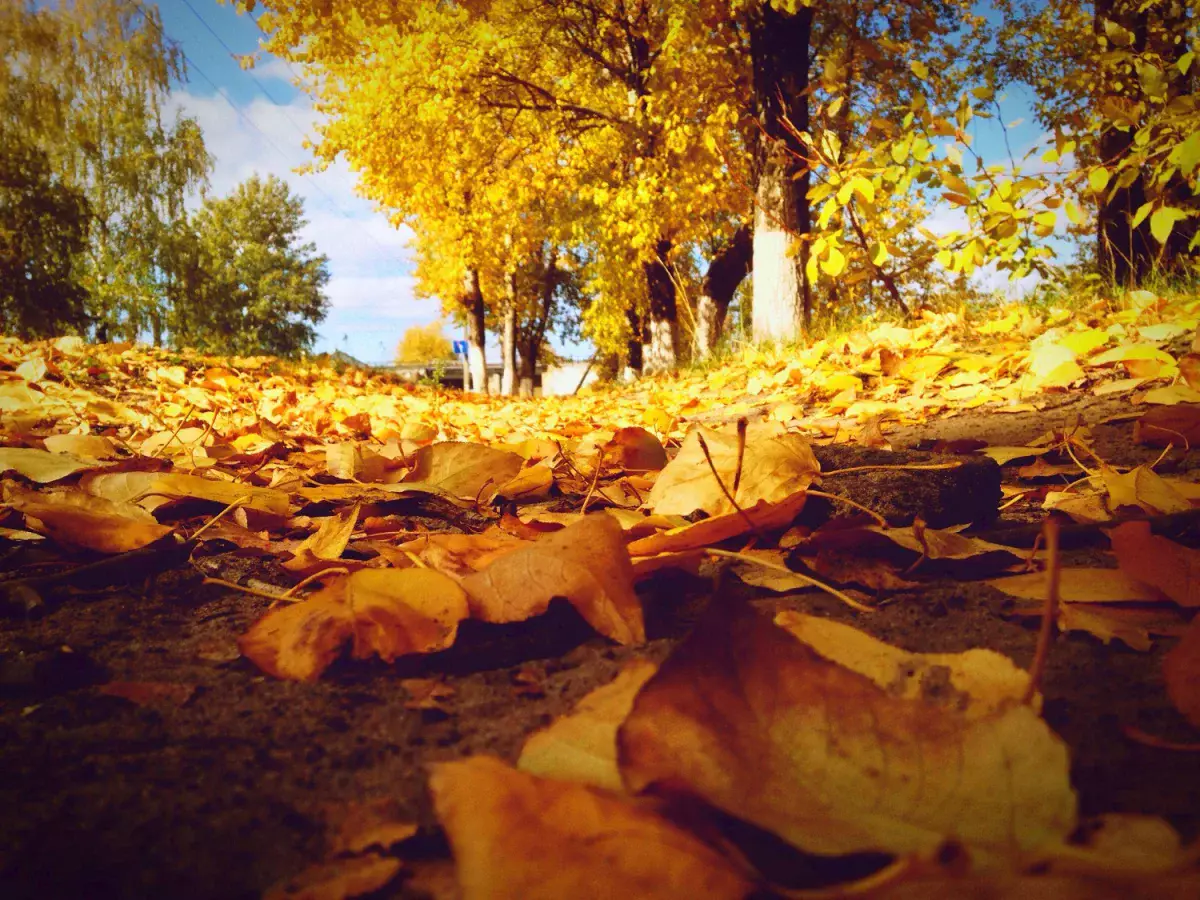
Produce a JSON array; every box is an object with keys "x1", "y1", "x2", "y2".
[
  {"x1": 0, "y1": 0, "x2": 210, "y2": 340},
  {"x1": 0, "y1": 128, "x2": 90, "y2": 337},
  {"x1": 169, "y1": 175, "x2": 330, "y2": 358}
]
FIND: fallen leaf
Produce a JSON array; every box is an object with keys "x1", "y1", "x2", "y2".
[
  {"x1": 263, "y1": 854, "x2": 402, "y2": 900},
  {"x1": 618, "y1": 599, "x2": 1075, "y2": 858},
  {"x1": 0, "y1": 447, "x2": 100, "y2": 482},
  {"x1": 96, "y1": 681, "x2": 195, "y2": 707},
  {"x1": 1108, "y1": 521, "x2": 1200, "y2": 607},
  {"x1": 82, "y1": 471, "x2": 291, "y2": 515},
  {"x1": 391, "y1": 531, "x2": 526, "y2": 578},
  {"x1": 403, "y1": 441, "x2": 523, "y2": 500},
  {"x1": 519, "y1": 659, "x2": 658, "y2": 791},
  {"x1": 42, "y1": 434, "x2": 120, "y2": 460},
  {"x1": 603, "y1": 426, "x2": 668, "y2": 471},
  {"x1": 1163, "y1": 616, "x2": 1200, "y2": 728},
  {"x1": 321, "y1": 798, "x2": 418, "y2": 856},
  {"x1": 239, "y1": 567, "x2": 470, "y2": 681},
  {"x1": 461, "y1": 513, "x2": 644, "y2": 645},
  {"x1": 988, "y1": 568, "x2": 1165, "y2": 604},
  {"x1": 977, "y1": 446, "x2": 1051, "y2": 465},
  {"x1": 627, "y1": 490, "x2": 809, "y2": 557},
  {"x1": 3, "y1": 483, "x2": 173, "y2": 553},
  {"x1": 429, "y1": 756, "x2": 752, "y2": 900},
  {"x1": 1134, "y1": 404, "x2": 1200, "y2": 448},
  {"x1": 646, "y1": 423, "x2": 819, "y2": 516},
  {"x1": 283, "y1": 504, "x2": 360, "y2": 572},
  {"x1": 1101, "y1": 465, "x2": 1192, "y2": 515},
  {"x1": 774, "y1": 611, "x2": 1034, "y2": 715}
]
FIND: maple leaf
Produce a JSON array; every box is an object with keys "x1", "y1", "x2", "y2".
[{"x1": 429, "y1": 756, "x2": 753, "y2": 900}]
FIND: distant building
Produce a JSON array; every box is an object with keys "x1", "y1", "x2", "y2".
[{"x1": 389, "y1": 358, "x2": 598, "y2": 394}]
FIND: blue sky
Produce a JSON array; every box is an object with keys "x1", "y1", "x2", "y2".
[
  {"x1": 154, "y1": 0, "x2": 436, "y2": 364},
  {"x1": 154, "y1": 1, "x2": 1052, "y2": 363}
]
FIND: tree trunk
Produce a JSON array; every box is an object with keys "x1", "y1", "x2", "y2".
[
  {"x1": 749, "y1": 3, "x2": 813, "y2": 343},
  {"x1": 1095, "y1": 0, "x2": 1153, "y2": 286},
  {"x1": 501, "y1": 272, "x2": 517, "y2": 395},
  {"x1": 626, "y1": 307, "x2": 645, "y2": 375},
  {"x1": 695, "y1": 225, "x2": 752, "y2": 360},
  {"x1": 642, "y1": 239, "x2": 678, "y2": 375},
  {"x1": 464, "y1": 268, "x2": 487, "y2": 393}
]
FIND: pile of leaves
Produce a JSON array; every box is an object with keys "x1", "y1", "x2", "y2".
[{"x1": 3, "y1": 294, "x2": 1200, "y2": 898}]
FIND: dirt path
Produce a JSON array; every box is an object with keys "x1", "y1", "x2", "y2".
[{"x1": 2, "y1": 392, "x2": 1198, "y2": 899}]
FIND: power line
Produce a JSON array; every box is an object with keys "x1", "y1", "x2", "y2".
[{"x1": 137, "y1": 0, "x2": 398, "y2": 260}]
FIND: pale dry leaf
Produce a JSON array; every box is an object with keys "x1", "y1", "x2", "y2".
[
  {"x1": 404, "y1": 442, "x2": 523, "y2": 500},
  {"x1": 646, "y1": 423, "x2": 819, "y2": 516},
  {"x1": 429, "y1": 756, "x2": 752, "y2": 900},
  {"x1": 82, "y1": 471, "x2": 291, "y2": 515},
  {"x1": 0, "y1": 447, "x2": 100, "y2": 482},
  {"x1": 3, "y1": 483, "x2": 172, "y2": 553},
  {"x1": 518, "y1": 659, "x2": 658, "y2": 791},
  {"x1": 774, "y1": 611, "x2": 1034, "y2": 717},
  {"x1": 618, "y1": 600, "x2": 1076, "y2": 859}
]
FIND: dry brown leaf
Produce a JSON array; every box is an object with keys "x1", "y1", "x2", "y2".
[
  {"x1": 627, "y1": 490, "x2": 809, "y2": 557},
  {"x1": 42, "y1": 434, "x2": 120, "y2": 460},
  {"x1": 518, "y1": 659, "x2": 658, "y2": 791},
  {"x1": 262, "y1": 854, "x2": 402, "y2": 900},
  {"x1": 1134, "y1": 404, "x2": 1200, "y2": 448},
  {"x1": 391, "y1": 531, "x2": 526, "y2": 579},
  {"x1": 239, "y1": 567, "x2": 470, "y2": 681},
  {"x1": 1163, "y1": 615, "x2": 1200, "y2": 728},
  {"x1": 618, "y1": 599, "x2": 1076, "y2": 859},
  {"x1": 603, "y1": 426, "x2": 668, "y2": 471},
  {"x1": 429, "y1": 756, "x2": 752, "y2": 900},
  {"x1": 1101, "y1": 465, "x2": 1192, "y2": 515},
  {"x1": 461, "y1": 513, "x2": 644, "y2": 645},
  {"x1": 988, "y1": 568, "x2": 1165, "y2": 604},
  {"x1": 646, "y1": 423, "x2": 819, "y2": 516},
  {"x1": 403, "y1": 442, "x2": 523, "y2": 500},
  {"x1": 809, "y1": 550, "x2": 919, "y2": 591},
  {"x1": 0, "y1": 447, "x2": 101, "y2": 482},
  {"x1": 283, "y1": 504, "x2": 361, "y2": 573},
  {"x1": 321, "y1": 798, "x2": 418, "y2": 856},
  {"x1": 1108, "y1": 522, "x2": 1200, "y2": 607},
  {"x1": 774, "y1": 611, "x2": 1034, "y2": 716},
  {"x1": 96, "y1": 681, "x2": 195, "y2": 707},
  {"x1": 495, "y1": 459, "x2": 555, "y2": 501},
  {"x1": 82, "y1": 471, "x2": 291, "y2": 515},
  {"x1": 3, "y1": 483, "x2": 173, "y2": 553}
]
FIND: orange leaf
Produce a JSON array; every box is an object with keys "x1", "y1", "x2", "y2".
[
  {"x1": 462, "y1": 513, "x2": 644, "y2": 644},
  {"x1": 429, "y1": 756, "x2": 752, "y2": 900},
  {"x1": 1108, "y1": 522, "x2": 1200, "y2": 607}
]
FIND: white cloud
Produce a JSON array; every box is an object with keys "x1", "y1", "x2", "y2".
[{"x1": 166, "y1": 84, "x2": 426, "y2": 360}]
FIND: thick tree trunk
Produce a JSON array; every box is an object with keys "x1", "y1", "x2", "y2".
[
  {"x1": 501, "y1": 272, "x2": 517, "y2": 395},
  {"x1": 749, "y1": 3, "x2": 813, "y2": 343},
  {"x1": 464, "y1": 269, "x2": 487, "y2": 393},
  {"x1": 642, "y1": 239, "x2": 678, "y2": 375},
  {"x1": 694, "y1": 225, "x2": 752, "y2": 359},
  {"x1": 626, "y1": 307, "x2": 645, "y2": 375}
]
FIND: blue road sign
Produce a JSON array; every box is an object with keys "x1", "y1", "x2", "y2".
[{"x1": 452, "y1": 340, "x2": 468, "y2": 354}]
